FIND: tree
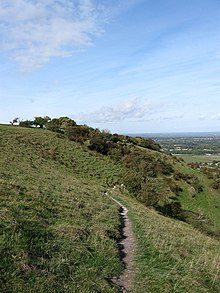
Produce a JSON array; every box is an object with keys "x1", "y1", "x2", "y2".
[
  {"x1": 66, "y1": 125, "x2": 90, "y2": 142},
  {"x1": 47, "y1": 117, "x2": 77, "y2": 132},
  {"x1": 19, "y1": 120, "x2": 34, "y2": 128},
  {"x1": 33, "y1": 116, "x2": 51, "y2": 128},
  {"x1": 46, "y1": 118, "x2": 61, "y2": 132},
  {"x1": 10, "y1": 117, "x2": 19, "y2": 125},
  {"x1": 58, "y1": 117, "x2": 76, "y2": 128}
]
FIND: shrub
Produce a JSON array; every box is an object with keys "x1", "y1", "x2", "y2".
[
  {"x1": 47, "y1": 117, "x2": 76, "y2": 133},
  {"x1": 139, "y1": 180, "x2": 164, "y2": 206},
  {"x1": 157, "y1": 202, "x2": 186, "y2": 221},
  {"x1": 66, "y1": 125, "x2": 90, "y2": 143},
  {"x1": 19, "y1": 120, "x2": 34, "y2": 128},
  {"x1": 88, "y1": 136, "x2": 109, "y2": 155},
  {"x1": 212, "y1": 178, "x2": 220, "y2": 190}
]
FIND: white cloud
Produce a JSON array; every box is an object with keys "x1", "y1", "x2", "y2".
[
  {"x1": 131, "y1": 114, "x2": 184, "y2": 123},
  {"x1": 160, "y1": 114, "x2": 184, "y2": 120},
  {"x1": 0, "y1": 0, "x2": 104, "y2": 72},
  {"x1": 211, "y1": 114, "x2": 220, "y2": 120},
  {"x1": 75, "y1": 97, "x2": 162, "y2": 123},
  {"x1": 199, "y1": 115, "x2": 207, "y2": 121},
  {"x1": 199, "y1": 114, "x2": 220, "y2": 121}
]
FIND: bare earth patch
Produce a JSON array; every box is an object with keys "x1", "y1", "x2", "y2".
[{"x1": 110, "y1": 196, "x2": 136, "y2": 292}]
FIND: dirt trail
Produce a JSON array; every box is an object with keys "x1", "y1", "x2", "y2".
[{"x1": 109, "y1": 196, "x2": 136, "y2": 292}]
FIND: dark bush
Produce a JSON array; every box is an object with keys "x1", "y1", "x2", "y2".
[
  {"x1": 66, "y1": 126, "x2": 90, "y2": 143},
  {"x1": 165, "y1": 178, "x2": 183, "y2": 195},
  {"x1": 174, "y1": 172, "x2": 203, "y2": 193},
  {"x1": 212, "y1": 179, "x2": 220, "y2": 190},
  {"x1": 157, "y1": 202, "x2": 186, "y2": 221},
  {"x1": 19, "y1": 120, "x2": 34, "y2": 128},
  {"x1": 88, "y1": 137, "x2": 109, "y2": 155},
  {"x1": 134, "y1": 137, "x2": 161, "y2": 151}
]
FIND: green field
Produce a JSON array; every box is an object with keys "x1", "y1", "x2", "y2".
[{"x1": 176, "y1": 154, "x2": 220, "y2": 164}]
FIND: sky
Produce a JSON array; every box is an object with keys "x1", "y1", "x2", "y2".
[{"x1": 0, "y1": 0, "x2": 220, "y2": 134}]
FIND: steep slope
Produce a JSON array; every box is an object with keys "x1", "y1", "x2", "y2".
[
  {"x1": 117, "y1": 145, "x2": 220, "y2": 238},
  {"x1": 111, "y1": 189, "x2": 220, "y2": 293},
  {"x1": 0, "y1": 125, "x2": 124, "y2": 292}
]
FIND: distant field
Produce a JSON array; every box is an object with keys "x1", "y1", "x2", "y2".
[{"x1": 176, "y1": 154, "x2": 220, "y2": 163}]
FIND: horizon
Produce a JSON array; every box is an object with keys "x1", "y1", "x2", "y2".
[
  {"x1": 1, "y1": 0, "x2": 220, "y2": 133},
  {"x1": 126, "y1": 130, "x2": 220, "y2": 138}
]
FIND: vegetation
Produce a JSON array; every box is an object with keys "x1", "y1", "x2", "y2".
[
  {"x1": 155, "y1": 135, "x2": 220, "y2": 155},
  {"x1": 0, "y1": 125, "x2": 123, "y2": 292},
  {"x1": 8, "y1": 117, "x2": 220, "y2": 235},
  {"x1": 1, "y1": 120, "x2": 220, "y2": 292},
  {"x1": 176, "y1": 154, "x2": 220, "y2": 165},
  {"x1": 112, "y1": 191, "x2": 220, "y2": 293}
]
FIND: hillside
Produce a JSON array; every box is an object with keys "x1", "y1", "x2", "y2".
[
  {"x1": 0, "y1": 125, "x2": 124, "y2": 292},
  {"x1": 0, "y1": 124, "x2": 220, "y2": 292}
]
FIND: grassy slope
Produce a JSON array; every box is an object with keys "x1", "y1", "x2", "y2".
[
  {"x1": 0, "y1": 125, "x2": 123, "y2": 292},
  {"x1": 136, "y1": 148, "x2": 220, "y2": 235},
  {"x1": 112, "y1": 189, "x2": 220, "y2": 293},
  {"x1": 174, "y1": 159, "x2": 220, "y2": 233},
  {"x1": 1, "y1": 125, "x2": 220, "y2": 292}
]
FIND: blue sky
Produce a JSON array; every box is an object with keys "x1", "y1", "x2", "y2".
[{"x1": 0, "y1": 0, "x2": 220, "y2": 133}]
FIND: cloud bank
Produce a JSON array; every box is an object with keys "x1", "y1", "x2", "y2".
[
  {"x1": 75, "y1": 97, "x2": 186, "y2": 125},
  {"x1": 75, "y1": 97, "x2": 165, "y2": 123},
  {"x1": 0, "y1": 0, "x2": 104, "y2": 72}
]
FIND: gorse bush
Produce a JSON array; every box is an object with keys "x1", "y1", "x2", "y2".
[
  {"x1": 201, "y1": 167, "x2": 220, "y2": 190},
  {"x1": 156, "y1": 201, "x2": 186, "y2": 221},
  {"x1": 212, "y1": 178, "x2": 220, "y2": 189},
  {"x1": 66, "y1": 125, "x2": 90, "y2": 142},
  {"x1": 174, "y1": 171, "x2": 203, "y2": 192},
  {"x1": 120, "y1": 151, "x2": 175, "y2": 206}
]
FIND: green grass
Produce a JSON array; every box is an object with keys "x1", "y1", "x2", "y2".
[
  {"x1": 135, "y1": 147, "x2": 220, "y2": 236},
  {"x1": 112, "y1": 189, "x2": 220, "y2": 293},
  {"x1": 1, "y1": 124, "x2": 220, "y2": 292},
  {"x1": 0, "y1": 125, "x2": 123, "y2": 292},
  {"x1": 173, "y1": 160, "x2": 220, "y2": 234}
]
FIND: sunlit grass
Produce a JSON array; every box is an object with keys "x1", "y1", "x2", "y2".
[
  {"x1": 112, "y1": 190, "x2": 220, "y2": 293},
  {"x1": 1, "y1": 124, "x2": 220, "y2": 292},
  {"x1": 0, "y1": 125, "x2": 123, "y2": 292}
]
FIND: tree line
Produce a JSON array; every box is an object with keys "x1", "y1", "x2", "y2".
[{"x1": 10, "y1": 116, "x2": 76, "y2": 130}]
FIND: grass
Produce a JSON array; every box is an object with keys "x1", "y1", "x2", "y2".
[
  {"x1": 174, "y1": 160, "x2": 220, "y2": 234},
  {"x1": 136, "y1": 147, "x2": 220, "y2": 236},
  {"x1": 176, "y1": 154, "x2": 220, "y2": 164},
  {"x1": 111, "y1": 189, "x2": 220, "y2": 293},
  {"x1": 0, "y1": 125, "x2": 123, "y2": 292},
  {"x1": 1, "y1": 124, "x2": 220, "y2": 292}
]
